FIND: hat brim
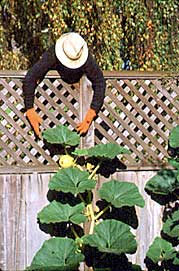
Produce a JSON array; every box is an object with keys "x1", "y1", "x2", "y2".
[{"x1": 55, "y1": 33, "x2": 88, "y2": 69}]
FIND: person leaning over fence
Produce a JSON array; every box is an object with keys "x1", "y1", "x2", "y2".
[{"x1": 22, "y1": 32, "x2": 106, "y2": 137}]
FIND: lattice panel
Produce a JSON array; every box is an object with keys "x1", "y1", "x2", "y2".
[
  {"x1": 0, "y1": 72, "x2": 178, "y2": 170},
  {"x1": 95, "y1": 77, "x2": 179, "y2": 167},
  {"x1": 0, "y1": 75, "x2": 80, "y2": 168}
]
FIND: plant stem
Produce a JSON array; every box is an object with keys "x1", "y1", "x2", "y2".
[
  {"x1": 86, "y1": 203, "x2": 95, "y2": 234},
  {"x1": 78, "y1": 193, "x2": 86, "y2": 204},
  {"x1": 89, "y1": 163, "x2": 100, "y2": 179},
  {"x1": 94, "y1": 204, "x2": 110, "y2": 221},
  {"x1": 87, "y1": 190, "x2": 92, "y2": 202},
  {"x1": 75, "y1": 163, "x2": 84, "y2": 171},
  {"x1": 87, "y1": 204, "x2": 111, "y2": 234},
  {"x1": 89, "y1": 219, "x2": 95, "y2": 235},
  {"x1": 89, "y1": 203, "x2": 95, "y2": 221},
  {"x1": 64, "y1": 146, "x2": 68, "y2": 154},
  {"x1": 70, "y1": 225, "x2": 79, "y2": 239}
]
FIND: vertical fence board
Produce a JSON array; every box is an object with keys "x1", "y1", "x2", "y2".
[
  {"x1": 0, "y1": 71, "x2": 178, "y2": 270},
  {"x1": 24, "y1": 173, "x2": 50, "y2": 267},
  {"x1": 79, "y1": 76, "x2": 95, "y2": 149},
  {"x1": 0, "y1": 173, "x2": 50, "y2": 271},
  {"x1": 0, "y1": 171, "x2": 164, "y2": 271},
  {"x1": 0, "y1": 71, "x2": 179, "y2": 168},
  {"x1": 0, "y1": 175, "x2": 26, "y2": 270},
  {"x1": 115, "y1": 171, "x2": 163, "y2": 269}
]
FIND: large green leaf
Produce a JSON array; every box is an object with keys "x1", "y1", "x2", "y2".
[
  {"x1": 145, "y1": 169, "x2": 179, "y2": 195},
  {"x1": 162, "y1": 209, "x2": 179, "y2": 242},
  {"x1": 42, "y1": 125, "x2": 80, "y2": 146},
  {"x1": 99, "y1": 180, "x2": 145, "y2": 208},
  {"x1": 168, "y1": 158, "x2": 179, "y2": 170},
  {"x1": 26, "y1": 237, "x2": 84, "y2": 271},
  {"x1": 169, "y1": 125, "x2": 179, "y2": 148},
  {"x1": 173, "y1": 255, "x2": 179, "y2": 265},
  {"x1": 72, "y1": 149, "x2": 88, "y2": 156},
  {"x1": 48, "y1": 167, "x2": 96, "y2": 194},
  {"x1": 37, "y1": 201, "x2": 86, "y2": 224},
  {"x1": 73, "y1": 143, "x2": 130, "y2": 159},
  {"x1": 82, "y1": 219, "x2": 137, "y2": 255},
  {"x1": 146, "y1": 237, "x2": 176, "y2": 264}
]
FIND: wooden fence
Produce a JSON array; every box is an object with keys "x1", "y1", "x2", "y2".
[
  {"x1": 0, "y1": 70, "x2": 179, "y2": 171},
  {"x1": 0, "y1": 171, "x2": 162, "y2": 271},
  {"x1": 0, "y1": 70, "x2": 179, "y2": 270}
]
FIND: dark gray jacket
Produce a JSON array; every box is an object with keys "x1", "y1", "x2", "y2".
[{"x1": 23, "y1": 45, "x2": 106, "y2": 113}]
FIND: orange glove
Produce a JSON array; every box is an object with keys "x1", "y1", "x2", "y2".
[
  {"x1": 76, "y1": 108, "x2": 96, "y2": 134},
  {"x1": 26, "y1": 108, "x2": 42, "y2": 137}
]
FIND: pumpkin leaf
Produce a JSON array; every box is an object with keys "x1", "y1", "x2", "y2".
[
  {"x1": 144, "y1": 169, "x2": 179, "y2": 205},
  {"x1": 168, "y1": 158, "x2": 179, "y2": 169},
  {"x1": 72, "y1": 149, "x2": 88, "y2": 156},
  {"x1": 173, "y1": 255, "x2": 179, "y2": 265},
  {"x1": 48, "y1": 167, "x2": 96, "y2": 194},
  {"x1": 37, "y1": 201, "x2": 86, "y2": 224},
  {"x1": 73, "y1": 143, "x2": 130, "y2": 159},
  {"x1": 169, "y1": 125, "x2": 179, "y2": 148},
  {"x1": 99, "y1": 180, "x2": 145, "y2": 208},
  {"x1": 162, "y1": 209, "x2": 179, "y2": 243},
  {"x1": 26, "y1": 237, "x2": 84, "y2": 271},
  {"x1": 145, "y1": 169, "x2": 178, "y2": 196},
  {"x1": 42, "y1": 124, "x2": 80, "y2": 146},
  {"x1": 146, "y1": 237, "x2": 176, "y2": 264},
  {"x1": 82, "y1": 219, "x2": 137, "y2": 255}
]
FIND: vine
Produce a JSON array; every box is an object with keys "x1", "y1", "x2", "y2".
[{"x1": 0, "y1": 0, "x2": 178, "y2": 70}]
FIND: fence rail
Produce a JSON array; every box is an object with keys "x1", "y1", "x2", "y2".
[
  {"x1": 0, "y1": 170, "x2": 162, "y2": 271},
  {"x1": 0, "y1": 70, "x2": 179, "y2": 172},
  {"x1": 0, "y1": 70, "x2": 179, "y2": 270}
]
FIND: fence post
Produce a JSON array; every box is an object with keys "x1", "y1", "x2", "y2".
[
  {"x1": 79, "y1": 76, "x2": 95, "y2": 271},
  {"x1": 79, "y1": 76, "x2": 95, "y2": 149}
]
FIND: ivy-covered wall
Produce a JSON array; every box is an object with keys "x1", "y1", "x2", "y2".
[{"x1": 0, "y1": 0, "x2": 178, "y2": 71}]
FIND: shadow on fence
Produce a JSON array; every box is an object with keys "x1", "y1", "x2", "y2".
[
  {"x1": 0, "y1": 70, "x2": 178, "y2": 270},
  {"x1": 0, "y1": 70, "x2": 178, "y2": 172}
]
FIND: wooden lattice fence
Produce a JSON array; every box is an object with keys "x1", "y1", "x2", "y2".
[
  {"x1": 0, "y1": 70, "x2": 179, "y2": 271},
  {"x1": 0, "y1": 71, "x2": 178, "y2": 172}
]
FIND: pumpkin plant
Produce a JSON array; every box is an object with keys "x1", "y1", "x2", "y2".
[
  {"x1": 26, "y1": 124, "x2": 145, "y2": 271},
  {"x1": 144, "y1": 125, "x2": 179, "y2": 271}
]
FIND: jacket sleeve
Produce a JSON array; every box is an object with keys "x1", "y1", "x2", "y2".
[
  {"x1": 84, "y1": 53, "x2": 106, "y2": 113},
  {"x1": 22, "y1": 46, "x2": 56, "y2": 110}
]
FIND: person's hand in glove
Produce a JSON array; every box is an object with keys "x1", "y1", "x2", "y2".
[
  {"x1": 76, "y1": 108, "x2": 96, "y2": 134},
  {"x1": 26, "y1": 108, "x2": 42, "y2": 137}
]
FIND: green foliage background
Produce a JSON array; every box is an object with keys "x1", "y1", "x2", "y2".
[{"x1": 0, "y1": 0, "x2": 178, "y2": 71}]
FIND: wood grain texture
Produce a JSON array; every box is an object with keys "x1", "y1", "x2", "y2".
[
  {"x1": 0, "y1": 173, "x2": 50, "y2": 270},
  {"x1": 0, "y1": 70, "x2": 178, "y2": 270},
  {"x1": 0, "y1": 171, "x2": 163, "y2": 271},
  {"x1": 0, "y1": 71, "x2": 178, "y2": 169}
]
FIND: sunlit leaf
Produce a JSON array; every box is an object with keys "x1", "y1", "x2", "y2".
[
  {"x1": 82, "y1": 219, "x2": 137, "y2": 255},
  {"x1": 42, "y1": 125, "x2": 80, "y2": 146},
  {"x1": 37, "y1": 201, "x2": 86, "y2": 224},
  {"x1": 168, "y1": 158, "x2": 179, "y2": 169},
  {"x1": 146, "y1": 237, "x2": 176, "y2": 263},
  {"x1": 169, "y1": 126, "x2": 179, "y2": 148},
  {"x1": 48, "y1": 167, "x2": 96, "y2": 194},
  {"x1": 26, "y1": 237, "x2": 84, "y2": 271},
  {"x1": 99, "y1": 180, "x2": 145, "y2": 208},
  {"x1": 74, "y1": 143, "x2": 130, "y2": 159}
]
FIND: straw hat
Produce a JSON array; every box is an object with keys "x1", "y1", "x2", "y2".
[{"x1": 55, "y1": 32, "x2": 88, "y2": 69}]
